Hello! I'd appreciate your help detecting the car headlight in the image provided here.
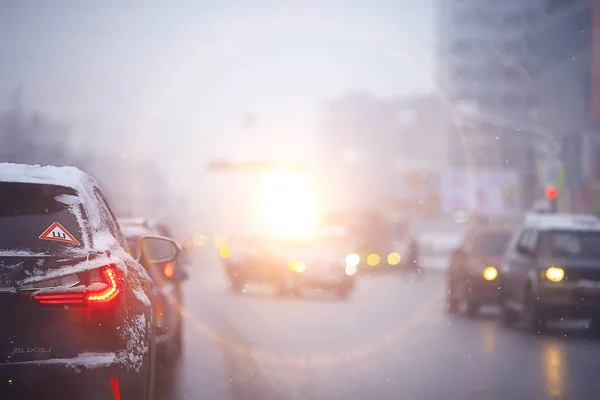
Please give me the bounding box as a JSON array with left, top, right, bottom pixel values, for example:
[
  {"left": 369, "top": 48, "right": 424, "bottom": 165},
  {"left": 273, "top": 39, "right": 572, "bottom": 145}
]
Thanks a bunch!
[
  {"left": 483, "top": 266, "right": 498, "bottom": 281},
  {"left": 345, "top": 264, "right": 358, "bottom": 276},
  {"left": 545, "top": 266, "right": 564, "bottom": 282},
  {"left": 387, "top": 252, "right": 401, "bottom": 266},
  {"left": 346, "top": 253, "right": 360, "bottom": 266},
  {"left": 288, "top": 259, "right": 306, "bottom": 273}
]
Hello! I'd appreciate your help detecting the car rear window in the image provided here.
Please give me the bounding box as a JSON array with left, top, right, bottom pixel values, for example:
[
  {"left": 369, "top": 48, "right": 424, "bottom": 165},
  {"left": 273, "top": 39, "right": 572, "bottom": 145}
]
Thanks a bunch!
[
  {"left": 472, "top": 231, "right": 512, "bottom": 256},
  {"left": 539, "top": 230, "right": 600, "bottom": 259},
  {"left": 0, "top": 182, "right": 85, "bottom": 253}
]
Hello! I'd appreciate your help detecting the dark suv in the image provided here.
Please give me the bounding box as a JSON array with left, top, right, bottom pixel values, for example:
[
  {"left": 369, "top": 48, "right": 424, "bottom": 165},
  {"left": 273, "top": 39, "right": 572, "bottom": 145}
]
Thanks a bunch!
[
  {"left": 500, "top": 213, "right": 600, "bottom": 333},
  {"left": 0, "top": 164, "right": 180, "bottom": 400}
]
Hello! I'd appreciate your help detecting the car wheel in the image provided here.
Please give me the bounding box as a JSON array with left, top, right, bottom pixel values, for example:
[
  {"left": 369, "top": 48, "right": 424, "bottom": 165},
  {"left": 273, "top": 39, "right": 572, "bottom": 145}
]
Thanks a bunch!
[
  {"left": 276, "top": 275, "right": 295, "bottom": 296},
  {"left": 446, "top": 281, "right": 459, "bottom": 314},
  {"left": 446, "top": 294, "right": 459, "bottom": 314},
  {"left": 500, "top": 300, "right": 518, "bottom": 328},
  {"left": 464, "top": 300, "right": 480, "bottom": 317},
  {"left": 336, "top": 284, "right": 352, "bottom": 300},
  {"left": 588, "top": 318, "right": 600, "bottom": 335},
  {"left": 524, "top": 293, "right": 546, "bottom": 334},
  {"left": 230, "top": 278, "right": 244, "bottom": 293}
]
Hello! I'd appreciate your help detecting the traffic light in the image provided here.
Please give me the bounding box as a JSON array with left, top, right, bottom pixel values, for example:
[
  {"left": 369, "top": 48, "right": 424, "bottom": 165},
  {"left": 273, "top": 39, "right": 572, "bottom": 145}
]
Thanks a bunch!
[{"left": 545, "top": 186, "right": 557, "bottom": 212}]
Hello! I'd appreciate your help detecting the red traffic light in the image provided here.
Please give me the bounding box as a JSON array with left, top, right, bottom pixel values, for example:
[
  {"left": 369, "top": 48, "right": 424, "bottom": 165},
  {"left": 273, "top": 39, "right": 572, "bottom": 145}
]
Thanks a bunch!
[{"left": 545, "top": 186, "right": 558, "bottom": 200}]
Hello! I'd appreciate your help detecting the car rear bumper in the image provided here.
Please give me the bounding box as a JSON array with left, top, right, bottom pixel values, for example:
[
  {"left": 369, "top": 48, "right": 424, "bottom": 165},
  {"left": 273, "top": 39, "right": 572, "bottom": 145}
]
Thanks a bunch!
[
  {"left": 465, "top": 279, "right": 501, "bottom": 304},
  {"left": 0, "top": 354, "right": 149, "bottom": 400},
  {"left": 295, "top": 275, "right": 353, "bottom": 290}
]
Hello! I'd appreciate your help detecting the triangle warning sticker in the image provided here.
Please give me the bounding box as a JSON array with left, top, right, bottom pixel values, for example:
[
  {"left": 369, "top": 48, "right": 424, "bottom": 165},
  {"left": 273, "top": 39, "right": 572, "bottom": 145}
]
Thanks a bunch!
[{"left": 39, "top": 222, "right": 81, "bottom": 246}]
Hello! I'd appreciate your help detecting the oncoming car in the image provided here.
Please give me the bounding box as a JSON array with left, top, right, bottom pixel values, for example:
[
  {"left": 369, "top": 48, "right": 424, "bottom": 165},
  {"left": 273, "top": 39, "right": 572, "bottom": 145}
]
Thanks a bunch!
[
  {"left": 446, "top": 226, "right": 513, "bottom": 315},
  {"left": 0, "top": 164, "right": 180, "bottom": 400},
  {"left": 224, "top": 235, "right": 356, "bottom": 299},
  {"left": 501, "top": 213, "right": 600, "bottom": 333},
  {"left": 275, "top": 236, "right": 356, "bottom": 299}
]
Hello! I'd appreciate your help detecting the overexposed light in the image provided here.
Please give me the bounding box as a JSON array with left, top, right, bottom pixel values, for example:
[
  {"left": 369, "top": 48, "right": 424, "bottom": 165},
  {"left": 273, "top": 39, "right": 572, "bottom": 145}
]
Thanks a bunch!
[
  {"left": 259, "top": 171, "right": 318, "bottom": 240},
  {"left": 346, "top": 253, "right": 360, "bottom": 266},
  {"left": 345, "top": 264, "right": 357, "bottom": 276}
]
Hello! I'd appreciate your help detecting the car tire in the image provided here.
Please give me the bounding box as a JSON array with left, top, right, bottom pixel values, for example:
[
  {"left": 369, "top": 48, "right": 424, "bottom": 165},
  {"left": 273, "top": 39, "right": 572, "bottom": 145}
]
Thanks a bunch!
[
  {"left": 465, "top": 301, "right": 479, "bottom": 317},
  {"left": 446, "top": 294, "right": 459, "bottom": 314},
  {"left": 230, "top": 279, "right": 244, "bottom": 293},
  {"left": 524, "top": 293, "right": 546, "bottom": 334},
  {"left": 276, "top": 275, "right": 295, "bottom": 296},
  {"left": 588, "top": 318, "right": 600, "bottom": 335},
  {"left": 500, "top": 300, "right": 518, "bottom": 328},
  {"left": 336, "top": 284, "right": 352, "bottom": 300}
]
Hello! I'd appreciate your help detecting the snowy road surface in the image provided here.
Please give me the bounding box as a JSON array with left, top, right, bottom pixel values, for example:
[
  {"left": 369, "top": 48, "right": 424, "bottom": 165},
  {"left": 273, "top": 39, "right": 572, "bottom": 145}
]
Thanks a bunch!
[{"left": 155, "top": 253, "right": 600, "bottom": 400}]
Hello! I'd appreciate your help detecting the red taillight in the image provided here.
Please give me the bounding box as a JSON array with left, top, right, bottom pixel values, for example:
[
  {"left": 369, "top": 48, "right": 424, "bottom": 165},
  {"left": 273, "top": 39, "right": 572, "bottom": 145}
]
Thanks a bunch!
[
  {"left": 163, "top": 262, "right": 175, "bottom": 278},
  {"left": 33, "top": 293, "right": 84, "bottom": 305},
  {"left": 33, "top": 265, "right": 121, "bottom": 306},
  {"left": 86, "top": 265, "right": 121, "bottom": 304}
]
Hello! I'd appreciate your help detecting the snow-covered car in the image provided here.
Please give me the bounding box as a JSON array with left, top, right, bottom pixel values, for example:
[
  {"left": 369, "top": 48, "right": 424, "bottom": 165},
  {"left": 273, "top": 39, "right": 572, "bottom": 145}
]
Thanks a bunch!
[
  {"left": 119, "top": 220, "right": 187, "bottom": 366},
  {"left": 0, "top": 164, "right": 180, "bottom": 400}
]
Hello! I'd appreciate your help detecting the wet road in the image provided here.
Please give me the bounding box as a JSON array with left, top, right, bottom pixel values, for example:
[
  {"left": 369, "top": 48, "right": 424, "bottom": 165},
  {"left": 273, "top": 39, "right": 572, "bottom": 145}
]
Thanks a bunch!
[{"left": 157, "top": 259, "right": 600, "bottom": 400}]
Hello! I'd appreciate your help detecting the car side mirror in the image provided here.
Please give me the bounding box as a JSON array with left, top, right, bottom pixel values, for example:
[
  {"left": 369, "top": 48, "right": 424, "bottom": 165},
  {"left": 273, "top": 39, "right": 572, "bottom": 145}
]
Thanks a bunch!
[{"left": 139, "top": 235, "right": 181, "bottom": 264}]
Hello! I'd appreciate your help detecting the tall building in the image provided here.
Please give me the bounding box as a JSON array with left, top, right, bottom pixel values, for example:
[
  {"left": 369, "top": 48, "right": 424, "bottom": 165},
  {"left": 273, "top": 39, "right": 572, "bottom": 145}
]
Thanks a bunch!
[
  {"left": 318, "top": 93, "right": 448, "bottom": 211},
  {"left": 437, "top": 0, "right": 595, "bottom": 209}
]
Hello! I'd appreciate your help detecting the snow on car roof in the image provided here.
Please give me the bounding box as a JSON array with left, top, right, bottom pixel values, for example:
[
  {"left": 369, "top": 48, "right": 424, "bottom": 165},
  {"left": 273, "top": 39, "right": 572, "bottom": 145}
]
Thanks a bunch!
[
  {"left": 0, "top": 163, "right": 125, "bottom": 256},
  {"left": 0, "top": 163, "right": 94, "bottom": 188},
  {"left": 525, "top": 213, "right": 600, "bottom": 232}
]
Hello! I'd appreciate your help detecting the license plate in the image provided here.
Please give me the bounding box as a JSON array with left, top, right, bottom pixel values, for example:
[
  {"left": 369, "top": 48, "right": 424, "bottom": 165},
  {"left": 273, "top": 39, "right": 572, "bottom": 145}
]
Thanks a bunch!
[{"left": 578, "top": 280, "right": 600, "bottom": 289}]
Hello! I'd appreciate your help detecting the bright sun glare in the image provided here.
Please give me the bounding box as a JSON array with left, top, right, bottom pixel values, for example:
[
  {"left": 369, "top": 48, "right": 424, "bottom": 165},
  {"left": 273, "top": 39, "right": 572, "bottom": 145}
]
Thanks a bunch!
[{"left": 258, "top": 171, "right": 318, "bottom": 239}]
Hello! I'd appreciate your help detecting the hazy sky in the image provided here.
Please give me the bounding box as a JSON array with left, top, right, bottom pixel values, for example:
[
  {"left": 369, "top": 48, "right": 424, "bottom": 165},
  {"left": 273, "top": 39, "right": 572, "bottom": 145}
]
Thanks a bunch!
[{"left": 1, "top": 0, "right": 435, "bottom": 187}]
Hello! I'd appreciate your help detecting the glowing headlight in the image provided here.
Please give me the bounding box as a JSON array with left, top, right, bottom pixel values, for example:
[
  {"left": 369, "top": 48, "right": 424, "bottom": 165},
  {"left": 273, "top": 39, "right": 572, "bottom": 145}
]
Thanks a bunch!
[
  {"left": 483, "top": 266, "right": 498, "bottom": 281},
  {"left": 346, "top": 253, "right": 360, "bottom": 266},
  {"left": 545, "top": 267, "right": 564, "bottom": 282},
  {"left": 345, "top": 264, "right": 358, "bottom": 276},
  {"left": 367, "top": 254, "right": 380, "bottom": 267},
  {"left": 387, "top": 252, "right": 401, "bottom": 266},
  {"left": 288, "top": 260, "right": 306, "bottom": 273}
]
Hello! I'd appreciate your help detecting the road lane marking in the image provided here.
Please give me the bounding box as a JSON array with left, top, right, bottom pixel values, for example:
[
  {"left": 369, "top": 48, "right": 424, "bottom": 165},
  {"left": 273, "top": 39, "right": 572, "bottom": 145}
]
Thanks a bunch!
[{"left": 181, "top": 288, "right": 444, "bottom": 369}]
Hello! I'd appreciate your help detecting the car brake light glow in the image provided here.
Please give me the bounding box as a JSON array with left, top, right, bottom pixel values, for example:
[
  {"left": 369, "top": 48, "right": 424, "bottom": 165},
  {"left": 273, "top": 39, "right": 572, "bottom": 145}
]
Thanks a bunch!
[
  {"left": 163, "top": 262, "right": 175, "bottom": 278},
  {"left": 33, "top": 265, "right": 121, "bottom": 306},
  {"left": 33, "top": 292, "right": 84, "bottom": 305},
  {"left": 86, "top": 265, "right": 121, "bottom": 304}
]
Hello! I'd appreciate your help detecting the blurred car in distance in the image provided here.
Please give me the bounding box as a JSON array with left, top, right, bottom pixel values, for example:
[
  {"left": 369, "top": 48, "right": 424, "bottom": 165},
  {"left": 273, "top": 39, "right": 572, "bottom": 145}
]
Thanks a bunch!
[
  {"left": 500, "top": 213, "right": 600, "bottom": 333},
  {"left": 0, "top": 163, "right": 179, "bottom": 400},
  {"left": 223, "top": 234, "right": 356, "bottom": 299},
  {"left": 446, "top": 224, "right": 513, "bottom": 316},
  {"left": 320, "top": 210, "right": 420, "bottom": 274},
  {"left": 119, "top": 218, "right": 187, "bottom": 364}
]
